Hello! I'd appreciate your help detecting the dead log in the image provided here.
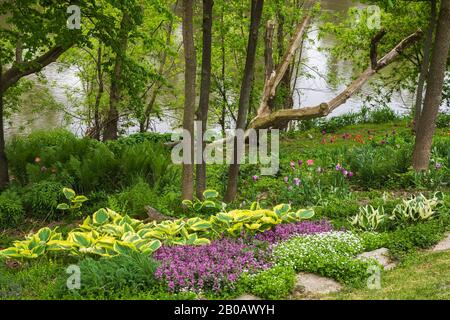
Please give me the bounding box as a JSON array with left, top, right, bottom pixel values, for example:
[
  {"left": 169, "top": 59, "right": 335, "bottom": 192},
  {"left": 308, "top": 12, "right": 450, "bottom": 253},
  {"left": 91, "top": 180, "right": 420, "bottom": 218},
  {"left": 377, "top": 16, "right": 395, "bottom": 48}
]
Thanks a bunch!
[{"left": 249, "top": 29, "right": 423, "bottom": 130}]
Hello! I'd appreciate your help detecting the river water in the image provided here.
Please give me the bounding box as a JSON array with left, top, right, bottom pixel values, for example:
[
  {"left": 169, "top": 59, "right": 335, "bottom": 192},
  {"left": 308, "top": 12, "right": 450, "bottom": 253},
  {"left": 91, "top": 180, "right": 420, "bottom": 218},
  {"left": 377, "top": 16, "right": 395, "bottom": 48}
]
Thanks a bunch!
[{"left": 5, "top": 0, "right": 414, "bottom": 138}]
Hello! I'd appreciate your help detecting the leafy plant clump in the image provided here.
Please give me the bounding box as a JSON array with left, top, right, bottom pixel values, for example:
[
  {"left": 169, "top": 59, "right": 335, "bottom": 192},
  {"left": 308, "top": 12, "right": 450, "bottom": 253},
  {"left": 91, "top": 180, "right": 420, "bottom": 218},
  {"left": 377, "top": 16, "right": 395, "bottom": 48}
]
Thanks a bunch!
[
  {"left": 0, "top": 201, "right": 315, "bottom": 260},
  {"left": 273, "top": 232, "right": 375, "bottom": 284}
]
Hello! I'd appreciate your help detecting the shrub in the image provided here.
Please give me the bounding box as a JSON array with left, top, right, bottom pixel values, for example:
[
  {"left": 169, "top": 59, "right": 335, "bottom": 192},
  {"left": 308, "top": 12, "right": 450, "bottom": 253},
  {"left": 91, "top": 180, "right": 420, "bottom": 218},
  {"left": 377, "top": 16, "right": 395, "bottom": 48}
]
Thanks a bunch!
[
  {"left": 154, "top": 238, "right": 271, "bottom": 293},
  {"left": 0, "top": 191, "right": 25, "bottom": 228},
  {"left": 387, "top": 219, "right": 447, "bottom": 258},
  {"left": 359, "top": 231, "right": 390, "bottom": 251},
  {"left": 63, "top": 252, "right": 160, "bottom": 298},
  {"left": 237, "top": 266, "right": 296, "bottom": 300},
  {"left": 315, "top": 198, "right": 359, "bottom": 220},
  {"left": 273, "top": 232, "right": 374, "bottom": 284},
  {"left": 254, "top": 220, "right": 333, "bottom": 243},
  {"left": 110, "top": 179, "right": 158, "bottom": 218},
  {"left": 23, "top": 181, "right": 65, "bottom": 219},
  {"left": 368, "top": 106, "right": 398, "bottom": 124}
]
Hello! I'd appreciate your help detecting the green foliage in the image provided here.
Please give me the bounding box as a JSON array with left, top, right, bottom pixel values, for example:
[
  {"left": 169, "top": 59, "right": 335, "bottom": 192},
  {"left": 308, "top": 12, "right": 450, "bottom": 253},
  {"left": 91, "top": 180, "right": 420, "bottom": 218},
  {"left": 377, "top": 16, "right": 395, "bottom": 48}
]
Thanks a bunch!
[
  {"left": 63, "top": 252, "right": 159, "bottom": 299},
  {"left": 23, "top": 181, "right": 65, "bottom": 219},
  {"left": 109, "top": 179, "right": 158, "bottom": 217},
  {"left": 359, "top": 232, "right": 390, "bottom": 251},
  {"left": 350, "top": 205, "right": 387, "bottom": 232},
  {"left": 237, "top": 266, "right": 296, "bottom": 300},
  {"left": 387, "top": 219, "right": 447, "bottom": 259},
  {"left": 1, "top": 202, "right": 315, "bottom": 260},
  {"left": 345, "top": 143, "right": 412, "bottom": 189},
  {"left": 0, "top": 191, "right": 25, "bottom": 228},
  {"left": 57, "top": 188, "right": 89, "bottom": 217},
  {"left": 390, "top": 193, "right": 442, "bottom": 226},
  {"left": 273, "top": 232, "right": 375, "bottom": 285},
  {"left": 182, "top": 189, "right": 225, "bottom": 217}
]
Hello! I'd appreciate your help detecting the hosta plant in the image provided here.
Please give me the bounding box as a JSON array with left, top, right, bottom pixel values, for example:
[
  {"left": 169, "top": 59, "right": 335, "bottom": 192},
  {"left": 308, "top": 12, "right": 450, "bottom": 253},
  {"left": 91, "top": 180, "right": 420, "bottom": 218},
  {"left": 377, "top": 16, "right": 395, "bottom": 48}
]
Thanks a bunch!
[
  {"left": 390, "top": 193, "right": 443, "bottom": 225},
  {"left": 0, "top": 202, "right": 315, "bottom": 260},
  {"left": 181, "top": 189, "right": 225, "bottom": 216},
  {"left": 349, "top": 205, "right": 387, "bottom": 231}
]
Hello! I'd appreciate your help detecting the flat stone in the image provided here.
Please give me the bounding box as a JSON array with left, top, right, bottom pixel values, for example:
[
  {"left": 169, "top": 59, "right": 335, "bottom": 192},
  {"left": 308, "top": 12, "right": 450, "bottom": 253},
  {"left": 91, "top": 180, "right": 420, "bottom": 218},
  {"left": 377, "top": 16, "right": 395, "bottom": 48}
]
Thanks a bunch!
[
  {"left": 234, "top": 294, "right": 261, "bottom": 300},
  {"left": 357, "top": 248, "right": 397, "bottom": 270},
  {"left": 293, "top": 273, "right": 342, "bottom": 295},
  {"left": 431, "top": 234, "right": 450, "bottom": 252}
]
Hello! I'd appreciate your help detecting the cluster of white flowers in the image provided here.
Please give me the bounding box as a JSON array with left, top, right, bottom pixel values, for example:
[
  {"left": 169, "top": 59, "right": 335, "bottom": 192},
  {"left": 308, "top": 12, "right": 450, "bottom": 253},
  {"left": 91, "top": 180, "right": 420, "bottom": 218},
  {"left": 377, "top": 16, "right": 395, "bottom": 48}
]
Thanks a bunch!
[{"left": 272, "top": 231, "right": 364, "bottom": 270}]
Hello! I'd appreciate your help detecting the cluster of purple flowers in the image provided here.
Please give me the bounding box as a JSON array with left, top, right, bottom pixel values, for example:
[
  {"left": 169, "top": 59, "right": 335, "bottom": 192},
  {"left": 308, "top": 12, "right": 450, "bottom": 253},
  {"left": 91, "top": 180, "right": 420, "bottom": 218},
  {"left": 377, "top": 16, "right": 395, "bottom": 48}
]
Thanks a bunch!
[
  {"left": 153, "top": 238, "right": 271, "bottom": 293},
  {"left": 335, "top": 163, "right": 353, "bottom": 178},
  {"left": 254, "top": 220, "right": 333, "bottom": 244}
]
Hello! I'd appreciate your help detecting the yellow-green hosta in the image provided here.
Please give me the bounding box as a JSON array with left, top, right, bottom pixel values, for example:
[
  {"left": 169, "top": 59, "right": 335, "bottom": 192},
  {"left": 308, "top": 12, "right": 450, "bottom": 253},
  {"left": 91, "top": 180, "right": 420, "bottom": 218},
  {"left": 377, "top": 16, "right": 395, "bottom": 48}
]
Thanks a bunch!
[{"left": 0, "top": 203, "right": 314, "bottom": 260}]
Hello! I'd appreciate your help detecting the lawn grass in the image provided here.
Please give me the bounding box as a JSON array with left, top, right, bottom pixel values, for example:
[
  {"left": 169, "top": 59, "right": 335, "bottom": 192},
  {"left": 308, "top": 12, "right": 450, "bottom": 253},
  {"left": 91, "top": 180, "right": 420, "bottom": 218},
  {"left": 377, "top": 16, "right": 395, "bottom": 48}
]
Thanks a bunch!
[{"left": 327, "top": 251, "right": 450, "bottom": 300}]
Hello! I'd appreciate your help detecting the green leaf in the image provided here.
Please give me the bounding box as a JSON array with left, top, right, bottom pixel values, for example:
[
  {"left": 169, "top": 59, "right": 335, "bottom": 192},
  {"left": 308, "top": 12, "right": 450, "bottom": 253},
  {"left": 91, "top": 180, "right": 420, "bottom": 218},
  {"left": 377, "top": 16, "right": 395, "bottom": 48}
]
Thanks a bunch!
[
  {"left": 202, "top": 200, "right": 216, "bottom": 208},
  {"left": 273, "top": 204, "right": 291, "bottom": 216},
  {"left": 37, "top": 227, "right": 52, "bottom": 242},
  {"left": 297, "top": 209, "right": 315, "bottom": 220},
  {"left": 62, "top": 188, "right": 76, "bottom": 200},
  {"left": 193, "top": 238, "right": 211, "bottom": 245},
  {"left": 93, "top": 209, "right": 109, "bottom": 225},
  {"left": 73, "top": 195, "right": 89, "bottom": 203},
  {"left": 69, "top": 232, "right": 92, "bottom": 248},
  {"left": 57, "top": 203, "right": 70, "bottom": 210},
  {"left": 203, "top": 189, "right": 219, "bottom": 199},
  {"left": 182, "top": 199, "right": 193, "bottom": 207}
]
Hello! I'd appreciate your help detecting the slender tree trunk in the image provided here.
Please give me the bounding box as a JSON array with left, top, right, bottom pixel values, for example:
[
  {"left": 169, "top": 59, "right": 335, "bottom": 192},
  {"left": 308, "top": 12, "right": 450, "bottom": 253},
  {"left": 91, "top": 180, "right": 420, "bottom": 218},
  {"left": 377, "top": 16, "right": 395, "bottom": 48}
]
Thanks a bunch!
[
  {"left": 93, "top": 46, "right": 104, "bottom": 141},
  {"left": 182, "top": 0, "right": 197, "bottom": 201},
  {"left": 412, "top": 0, "right": 450, "bottom": 170},
  {"left": 413, "top": 0, "right": 437, "bottom": 131},
  {"left": 224, "top": 0, "right": 264, "bottom": 203},
  {"left": 0, "top": 63, "right": 9, "bottom": 190},
  {"left": 196, "top": 0, "right": 214, "bottom": 199},
  {"left": 219, "top": 5, "right": 227, "bottom": 135},
  {"left": 103, "top": 12, "right": 130, "bottom": 141}
]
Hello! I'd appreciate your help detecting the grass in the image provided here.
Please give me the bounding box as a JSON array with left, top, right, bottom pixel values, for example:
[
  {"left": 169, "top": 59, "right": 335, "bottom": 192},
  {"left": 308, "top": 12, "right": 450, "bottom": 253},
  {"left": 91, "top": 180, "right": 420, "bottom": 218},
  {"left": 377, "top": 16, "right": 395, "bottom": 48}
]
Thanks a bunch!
[{"left": 327, "top": 251, "right": 450, "bottom": 300}]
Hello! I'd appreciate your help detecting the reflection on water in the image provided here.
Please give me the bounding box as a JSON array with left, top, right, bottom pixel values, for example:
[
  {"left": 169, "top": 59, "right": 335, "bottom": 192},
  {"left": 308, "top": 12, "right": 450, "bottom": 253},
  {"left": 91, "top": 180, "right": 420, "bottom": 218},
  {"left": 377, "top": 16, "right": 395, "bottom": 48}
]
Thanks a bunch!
[{"left": 6, "top": 0, "right": 414, "bottom": 138}]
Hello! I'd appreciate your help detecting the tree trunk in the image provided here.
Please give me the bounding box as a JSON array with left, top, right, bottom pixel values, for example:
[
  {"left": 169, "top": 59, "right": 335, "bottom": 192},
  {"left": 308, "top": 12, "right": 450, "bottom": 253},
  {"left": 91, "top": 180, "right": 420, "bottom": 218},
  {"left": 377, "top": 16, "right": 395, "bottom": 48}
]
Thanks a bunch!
[
  {"left": 224, "top": 0, "right": 264, "bottom": 203},
  {"left": 0, "top": 63, "right": 9, "bottom": 190},
  {"left": 413, "top": 0, "right": 437, "bottom": 131},
  {"left": 182, "top": 0, "right": 197, "bottom": 201},
  {"left": 412, "top": 0, "right": 450, "bottom": 170},
  {"left": 103, "top": 12, "right": 130, "bottom": 141},
  {"left": 93, "top": 46, "right": 104, "bottom": 141},
  {"left": 196, "top": 0, "right": 214, "bottom": 199}
]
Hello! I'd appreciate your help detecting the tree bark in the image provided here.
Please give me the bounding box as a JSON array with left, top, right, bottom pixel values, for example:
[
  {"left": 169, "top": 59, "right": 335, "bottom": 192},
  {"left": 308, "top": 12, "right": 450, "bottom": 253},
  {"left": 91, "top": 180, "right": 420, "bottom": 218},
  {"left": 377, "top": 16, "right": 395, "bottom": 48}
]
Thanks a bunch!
[
  {"left": 93, "top": 46, "right": 104, "bottom": 141},
  {"left": 103, "top": 12, "right": 130, "bottom": 141},
  {"left": 412, "top": 0, "right": 450, "bottom": 170},
  {"left": 196, "top": 0, "right": 214, "bottom": 199},
  {"left": 224, "top": 0, "right": 264, "bottom": 203},
  {"left": 413, "top": 0, "right": 437, "bottom": 132},
  {"left": 0, "top": 63, "right": 9, "bottom": 190},
  {"left": 182, "top": 0, "right": 197, "bottom": 201}
]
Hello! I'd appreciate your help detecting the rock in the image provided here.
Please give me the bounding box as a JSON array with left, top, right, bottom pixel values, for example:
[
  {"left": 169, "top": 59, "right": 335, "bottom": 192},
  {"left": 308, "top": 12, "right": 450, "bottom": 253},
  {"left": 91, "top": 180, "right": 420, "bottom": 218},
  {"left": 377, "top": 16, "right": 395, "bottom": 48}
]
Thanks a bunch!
[
  {"left": 144, "top": 206, "right": 175, "bottom": 223},
  {"left": 430, "top": 234, "right": 450, "bottom": 252},
  {"left": 293, "top": 273, "right": 342, "bottom": 295},
  {"left": 357, "top": 248, "right": 397, "bottom": 270},
  {"left": 234, "top": 294, "right": 261, "bottom": 300}
]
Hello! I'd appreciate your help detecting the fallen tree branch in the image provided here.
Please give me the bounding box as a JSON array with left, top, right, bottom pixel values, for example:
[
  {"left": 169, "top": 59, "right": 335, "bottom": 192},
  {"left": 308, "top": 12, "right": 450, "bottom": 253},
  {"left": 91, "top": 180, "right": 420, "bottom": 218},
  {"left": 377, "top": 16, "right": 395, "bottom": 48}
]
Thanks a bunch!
[{"left": 249, "top": 29, "right": 423, "bottom": 130}]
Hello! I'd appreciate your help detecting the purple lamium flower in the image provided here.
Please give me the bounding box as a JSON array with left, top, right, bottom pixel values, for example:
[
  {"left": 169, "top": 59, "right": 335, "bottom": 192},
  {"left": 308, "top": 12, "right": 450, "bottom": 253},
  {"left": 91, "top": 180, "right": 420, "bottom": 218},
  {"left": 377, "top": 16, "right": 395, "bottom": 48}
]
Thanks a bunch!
[
  {"left": 293, "top": 178, "right": 301, "bottom": 186},
  {"left": 435, "top": 163, "right": 442, "bottom": 170},
  {"left": 154, "top": 238, "right": 271, "bottom": 293},
  {"left": 335, "top": 164, "right": 342, "bottom": 171},
  {"left": 255, "top": 220, "right": 333, "bottom": 244}
]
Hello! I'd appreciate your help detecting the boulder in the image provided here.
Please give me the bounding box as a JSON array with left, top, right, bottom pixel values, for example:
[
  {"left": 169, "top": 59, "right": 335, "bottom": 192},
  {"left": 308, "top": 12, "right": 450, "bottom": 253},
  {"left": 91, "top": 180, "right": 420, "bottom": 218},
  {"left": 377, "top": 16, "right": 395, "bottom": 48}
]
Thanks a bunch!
[
  {"left": 430, "top": 234, "right": 450, "bottom": 252},
  {"left": 293, "top": 273, "right": 342, "bottom": 296},
  {"left": 234, "top": 294, "right": 262, "bottom": 300},
  {"left": 357, "top": 248, "right": 397, "bottom": 270}
]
